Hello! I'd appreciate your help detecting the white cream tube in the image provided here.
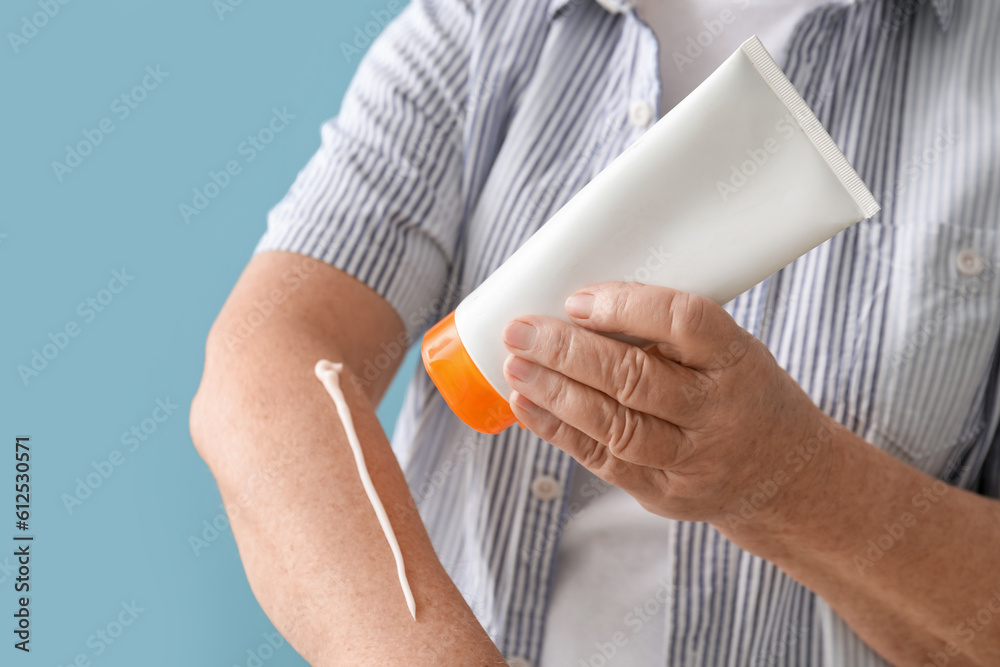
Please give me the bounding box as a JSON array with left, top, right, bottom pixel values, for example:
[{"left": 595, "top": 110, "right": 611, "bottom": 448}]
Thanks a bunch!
[
  {"left": 314, "top": 360, "right": 416, "bottom": 620},
  {"left": 422, "top": 36, "right": 879, "bottom": 434}
]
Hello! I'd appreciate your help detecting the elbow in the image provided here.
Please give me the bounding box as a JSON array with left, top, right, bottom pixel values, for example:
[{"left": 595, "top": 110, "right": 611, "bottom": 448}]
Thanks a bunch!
[
  {"left": 189, "top": 381, "right": 213, "bottom": 465},
  {"left": 189, "top": 321, "right": 236, "bottom": 471}
]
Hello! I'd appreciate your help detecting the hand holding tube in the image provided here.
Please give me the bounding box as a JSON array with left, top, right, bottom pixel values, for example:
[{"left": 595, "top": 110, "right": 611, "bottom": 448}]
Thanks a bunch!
[{"left": 502, "top": 280, "right": 835, "bottom": 529}]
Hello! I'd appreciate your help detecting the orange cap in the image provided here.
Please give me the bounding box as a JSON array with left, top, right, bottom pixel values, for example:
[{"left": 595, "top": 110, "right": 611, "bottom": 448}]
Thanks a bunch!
[{"left": 421, "top": 310, "right": 516, "bottom": 434}]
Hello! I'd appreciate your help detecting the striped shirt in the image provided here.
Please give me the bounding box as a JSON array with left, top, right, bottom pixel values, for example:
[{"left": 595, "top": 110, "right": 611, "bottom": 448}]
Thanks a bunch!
[{"left": 256, "top": 0, "right": 1000, "bottom": 664}]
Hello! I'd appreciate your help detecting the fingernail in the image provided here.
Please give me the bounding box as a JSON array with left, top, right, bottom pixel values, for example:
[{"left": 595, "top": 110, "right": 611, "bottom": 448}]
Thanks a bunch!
[
  {"left": 505, "top": 355, "right": 539, "bottom": 383},
  {"left": 504, "top": 320, "right": 536, "bottom": 350},
  {"left": 565, "top": 293, "right": 595, "bottom": 319}
]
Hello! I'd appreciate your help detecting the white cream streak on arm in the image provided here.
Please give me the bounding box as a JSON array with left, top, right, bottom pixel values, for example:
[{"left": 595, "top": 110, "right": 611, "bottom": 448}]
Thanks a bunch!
[{"left": 313, "top": 359, "right": 417, "bottom": 621}]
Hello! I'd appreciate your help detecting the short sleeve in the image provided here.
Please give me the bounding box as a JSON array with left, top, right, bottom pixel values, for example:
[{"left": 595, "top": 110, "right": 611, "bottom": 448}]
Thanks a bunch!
[{"left": 255, "top": 0, "right": 473, "bottom": 342}]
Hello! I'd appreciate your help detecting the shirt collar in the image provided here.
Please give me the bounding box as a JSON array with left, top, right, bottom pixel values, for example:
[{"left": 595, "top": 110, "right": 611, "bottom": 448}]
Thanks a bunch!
[{"left": 548, "top": 0, "right": 955, "bottom": 31}]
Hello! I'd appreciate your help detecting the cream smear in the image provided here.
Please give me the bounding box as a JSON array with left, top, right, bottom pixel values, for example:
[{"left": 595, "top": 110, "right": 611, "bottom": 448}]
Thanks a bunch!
[{"left": 314, "top": 359, "right": 416, "bottom": 621}]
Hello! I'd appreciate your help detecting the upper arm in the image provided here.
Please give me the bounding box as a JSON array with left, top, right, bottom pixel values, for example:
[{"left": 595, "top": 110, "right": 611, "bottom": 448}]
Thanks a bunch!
[
  {"left": 204, "top": 0, "right": 476, "bottom": 411},
  {"left": 255, "top": 0, "right": 474, "bottom": 343},
  {"left": 207, "top": 251, "right": 406, "bottom": 405}
]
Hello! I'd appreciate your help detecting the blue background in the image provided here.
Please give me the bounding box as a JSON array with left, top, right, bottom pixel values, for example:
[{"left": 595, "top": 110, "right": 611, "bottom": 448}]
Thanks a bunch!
[{"left": 3, "top": 1, "right": 418, "bottom": 665}]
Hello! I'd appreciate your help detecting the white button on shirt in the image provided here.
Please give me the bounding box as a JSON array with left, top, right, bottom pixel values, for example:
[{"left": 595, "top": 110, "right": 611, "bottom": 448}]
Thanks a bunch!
[
  {"left": 627, "top": 99, "right": 654, "bottom": 128},
  {"left": 955, "top": 248, "right": 986, "bottom": 277},
  {"left": 594, "top": 0, "right": 630, "bottom": 14},
  {"left": 530, "top": 475, "right": 562, "bottom": 501}
]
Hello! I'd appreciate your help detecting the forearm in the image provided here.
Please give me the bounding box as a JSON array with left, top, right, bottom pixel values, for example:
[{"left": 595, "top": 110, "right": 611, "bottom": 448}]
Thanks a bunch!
[
  {"left": 191, "top": 315, "right": 503, "bottom": 664},
  {"left": 719, "top": 417, "right": 1000, "bottom": 666}
]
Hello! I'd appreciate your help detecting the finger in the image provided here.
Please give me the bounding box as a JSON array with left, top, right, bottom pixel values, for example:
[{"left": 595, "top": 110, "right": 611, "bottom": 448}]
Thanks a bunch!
[
  {"left": 509, "top": 390, "right": 663, "bottom": 496},
  {"left": 503, "top": 317, "right": 710, "bottom": 426},
  {"left": 505, "top": 355, "right": 691, "bottom": 469},
  {"left": 564, "top": 282, "right": 750, "bottom": 370}
]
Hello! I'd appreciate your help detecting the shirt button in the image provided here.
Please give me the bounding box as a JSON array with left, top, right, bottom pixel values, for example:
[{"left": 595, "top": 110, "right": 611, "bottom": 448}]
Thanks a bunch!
[
  {"left": 595, "top": 0, "right": 629, "bottom": 14},
  {"left": 530, "top": 475, "right": 562, "bottom": 501},
  {"left": 507, "top": 657, "right": 532, "bottom": 667},
  {"left": 954, "top": 248, "right": 985, "bottom": 277},
  {"left": 628, "top": 99, "right": 654, "bottom": 128}
]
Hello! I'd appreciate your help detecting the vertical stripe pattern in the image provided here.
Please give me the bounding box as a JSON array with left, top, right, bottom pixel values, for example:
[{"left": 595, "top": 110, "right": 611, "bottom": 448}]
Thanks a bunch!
[{"left": 254, "top": 0, "right": 1000, "bottom": 663}]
